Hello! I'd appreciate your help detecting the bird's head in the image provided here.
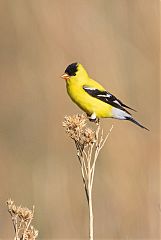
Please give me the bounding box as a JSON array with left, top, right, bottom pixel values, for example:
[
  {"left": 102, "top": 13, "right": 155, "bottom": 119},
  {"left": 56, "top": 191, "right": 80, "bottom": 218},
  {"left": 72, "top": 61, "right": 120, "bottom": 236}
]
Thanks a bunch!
[{"left": 61, "top": 63, "right": 89, "bottom": 84}]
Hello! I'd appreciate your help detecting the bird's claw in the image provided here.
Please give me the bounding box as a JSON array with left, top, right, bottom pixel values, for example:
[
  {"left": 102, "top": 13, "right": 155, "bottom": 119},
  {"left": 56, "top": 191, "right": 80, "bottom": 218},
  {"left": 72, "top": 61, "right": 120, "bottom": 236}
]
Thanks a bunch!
[{"left": 88, "top": 113, "right": 100, "bottom": 125}]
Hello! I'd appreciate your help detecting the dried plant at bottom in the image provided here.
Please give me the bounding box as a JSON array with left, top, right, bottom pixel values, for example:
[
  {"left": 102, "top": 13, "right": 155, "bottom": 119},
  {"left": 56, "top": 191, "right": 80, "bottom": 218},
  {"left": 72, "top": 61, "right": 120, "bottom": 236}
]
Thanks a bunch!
[
  {"left": 63, "top": 114, "right": 113, "bottom": 240},
  {"left": 6, "top": 199, "right": 38, "bottom": 240}
]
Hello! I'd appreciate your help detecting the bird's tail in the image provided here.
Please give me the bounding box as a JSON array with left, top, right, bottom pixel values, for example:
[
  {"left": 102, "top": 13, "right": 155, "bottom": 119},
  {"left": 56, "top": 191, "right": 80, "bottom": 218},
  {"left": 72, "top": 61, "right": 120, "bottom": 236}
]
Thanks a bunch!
[{"left": 125, "top": 116, "right": 149, "bottom": 131}]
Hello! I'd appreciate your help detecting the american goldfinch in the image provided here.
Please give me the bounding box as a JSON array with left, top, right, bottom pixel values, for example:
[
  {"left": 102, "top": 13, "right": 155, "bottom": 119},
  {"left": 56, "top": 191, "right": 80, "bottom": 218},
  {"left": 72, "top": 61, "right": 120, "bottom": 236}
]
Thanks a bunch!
[{"left": 61, "top": 62, "right": 149, "bottom": 130}]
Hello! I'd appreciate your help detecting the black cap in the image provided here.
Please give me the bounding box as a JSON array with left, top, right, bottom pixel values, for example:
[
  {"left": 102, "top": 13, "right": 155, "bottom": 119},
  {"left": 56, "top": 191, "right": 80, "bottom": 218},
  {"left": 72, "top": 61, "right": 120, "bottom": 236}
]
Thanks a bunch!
[{"left": 65, "top": 62, "right": 78, "bottom": 76}]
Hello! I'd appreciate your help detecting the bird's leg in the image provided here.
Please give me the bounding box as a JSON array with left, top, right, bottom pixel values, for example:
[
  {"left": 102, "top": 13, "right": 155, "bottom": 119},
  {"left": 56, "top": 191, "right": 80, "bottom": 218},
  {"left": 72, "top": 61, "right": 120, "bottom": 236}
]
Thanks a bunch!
[
  {"left": 95, "top": 118, "right": 100, "bottom": 126},
  {"left": 88, "top": 113, "right": 100, "bottom": 125},
  {"left": 88, "top": 112, "right": 96, "bottom": 121}
]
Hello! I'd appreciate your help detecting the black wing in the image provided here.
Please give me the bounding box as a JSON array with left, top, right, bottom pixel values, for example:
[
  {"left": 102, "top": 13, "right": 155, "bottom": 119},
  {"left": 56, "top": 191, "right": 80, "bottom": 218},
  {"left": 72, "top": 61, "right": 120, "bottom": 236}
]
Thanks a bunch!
[{"left": 83, "top": 86, "right": 136, "bottom": 114}]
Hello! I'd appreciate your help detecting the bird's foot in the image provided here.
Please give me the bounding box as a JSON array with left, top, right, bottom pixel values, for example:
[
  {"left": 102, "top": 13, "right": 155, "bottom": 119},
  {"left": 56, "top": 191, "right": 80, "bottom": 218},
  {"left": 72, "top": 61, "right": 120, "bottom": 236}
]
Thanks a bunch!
[{"left": 88, "top": 113, "right": 100, "bottom": 125}]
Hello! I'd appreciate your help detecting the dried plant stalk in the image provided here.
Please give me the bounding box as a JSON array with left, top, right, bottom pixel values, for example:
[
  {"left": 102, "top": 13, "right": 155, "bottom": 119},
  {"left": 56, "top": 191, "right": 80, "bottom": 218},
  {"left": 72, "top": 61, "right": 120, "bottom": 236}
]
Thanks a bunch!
[
  {"left": 6, "top": 199, "right": 38, "bottom": 240},
  {"left": 63, "top": 114, "right": 113, "bottom": 240}
]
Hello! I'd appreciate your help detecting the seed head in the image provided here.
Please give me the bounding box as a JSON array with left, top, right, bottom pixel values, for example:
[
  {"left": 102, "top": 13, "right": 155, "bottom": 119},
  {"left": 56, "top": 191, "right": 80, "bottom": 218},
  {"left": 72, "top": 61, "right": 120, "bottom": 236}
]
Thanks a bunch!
[
  {"left": 24, "top": 226, "right": 39, "bottom": 240},
  {"left": 82, "top": 128, "right": 95, "bottom": 145},
  {"left": 63, "top": 114, "right": 96, "bottom": 146},
  {"left": 63, "top": 114, "right": 87, "bottom": 141}
]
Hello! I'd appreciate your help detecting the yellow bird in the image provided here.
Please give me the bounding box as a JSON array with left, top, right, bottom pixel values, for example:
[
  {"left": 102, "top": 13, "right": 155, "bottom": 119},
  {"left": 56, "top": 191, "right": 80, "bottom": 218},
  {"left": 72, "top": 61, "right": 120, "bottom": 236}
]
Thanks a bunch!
[{"left": 61, "top": 62, "right": 149, "bottom": 130}]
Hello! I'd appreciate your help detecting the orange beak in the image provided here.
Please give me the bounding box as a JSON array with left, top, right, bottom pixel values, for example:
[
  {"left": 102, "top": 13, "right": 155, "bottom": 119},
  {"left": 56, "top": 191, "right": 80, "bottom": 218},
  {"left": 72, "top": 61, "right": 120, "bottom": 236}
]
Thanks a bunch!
[{"left": 61, "top": 73, "right": 70, "bottom": 80}]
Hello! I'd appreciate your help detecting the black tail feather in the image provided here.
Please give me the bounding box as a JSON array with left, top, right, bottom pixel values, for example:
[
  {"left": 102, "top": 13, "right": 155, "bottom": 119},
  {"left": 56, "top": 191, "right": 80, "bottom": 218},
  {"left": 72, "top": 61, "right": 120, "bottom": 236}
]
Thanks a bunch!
[{"left": 125, "top": 117, "right": 149, "bottom": 131}]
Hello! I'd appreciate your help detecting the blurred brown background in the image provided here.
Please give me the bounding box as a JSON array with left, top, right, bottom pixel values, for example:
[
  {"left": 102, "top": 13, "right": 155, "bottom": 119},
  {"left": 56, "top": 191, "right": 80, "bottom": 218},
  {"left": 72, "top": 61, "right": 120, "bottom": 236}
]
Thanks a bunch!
[{"left": 0, "top": 0, "right": 160, "bottom": 239}]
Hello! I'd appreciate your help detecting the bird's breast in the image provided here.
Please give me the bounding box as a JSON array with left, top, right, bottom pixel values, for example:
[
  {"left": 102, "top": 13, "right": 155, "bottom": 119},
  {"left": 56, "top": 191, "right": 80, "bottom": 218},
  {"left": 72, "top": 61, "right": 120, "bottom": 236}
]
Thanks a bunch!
[{"left": 66, "top": 83, "right": 113, "bottom": 118}]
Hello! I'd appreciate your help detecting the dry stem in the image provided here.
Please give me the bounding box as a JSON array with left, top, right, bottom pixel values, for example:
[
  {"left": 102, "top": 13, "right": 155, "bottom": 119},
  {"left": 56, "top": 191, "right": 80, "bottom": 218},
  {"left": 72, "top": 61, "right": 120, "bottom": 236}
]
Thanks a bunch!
[{"left": 63, "top": 114, "right": 113, "bottom": 240}]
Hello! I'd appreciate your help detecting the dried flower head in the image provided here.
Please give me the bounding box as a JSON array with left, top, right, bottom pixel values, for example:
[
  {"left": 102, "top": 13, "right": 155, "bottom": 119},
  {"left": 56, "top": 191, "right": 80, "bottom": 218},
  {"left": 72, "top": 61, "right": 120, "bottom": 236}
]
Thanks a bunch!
[
  {"left": 6, "top": 199, "right": 38, "bottom": 240},
  {"left": 63, "top": 114, "right": 96, "bottom": 146},
  {"left": 82, "top": 128, "right": 95, "bottom": 145},
  {"left": 6, "top": 199, "right": 15, "bottom": 212},
  {"left": 24, "top": 226, "right": 39, "bottom": 240},
  {"left": 17, "top": 207, "right": 33, "bottom": 221},
  {"left": 63, "top": 114, "right": 87, "bottom": 141},
  {"left": 6, "top": 199, "right": 33, "bottom": 221}
]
